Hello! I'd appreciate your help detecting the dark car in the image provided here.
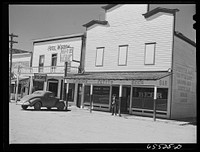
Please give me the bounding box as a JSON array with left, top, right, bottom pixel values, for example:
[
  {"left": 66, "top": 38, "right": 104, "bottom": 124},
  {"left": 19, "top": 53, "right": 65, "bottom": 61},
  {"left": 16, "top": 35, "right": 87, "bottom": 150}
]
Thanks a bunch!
[{"left": 17, "top": 91, "right": 65, "bottom": 110}]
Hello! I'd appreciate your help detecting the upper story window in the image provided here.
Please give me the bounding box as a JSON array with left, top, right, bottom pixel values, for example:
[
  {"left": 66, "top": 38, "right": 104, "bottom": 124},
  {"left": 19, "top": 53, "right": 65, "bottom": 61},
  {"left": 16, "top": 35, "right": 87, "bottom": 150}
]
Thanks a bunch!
[
  {"left": 95, "top": 47, "right": 104, "bottom": 67},
  {"left": 118, "top": 45, "right": 128, "bottom": 66},
  {"left": 39, "top": 55, "right": 45, "bottom": 72},
  {"left": 51, "top": 53, "right": 57, "bottom": 72},
  {"left": 144, "top": 43, "right": 156, "bottom": 65}
]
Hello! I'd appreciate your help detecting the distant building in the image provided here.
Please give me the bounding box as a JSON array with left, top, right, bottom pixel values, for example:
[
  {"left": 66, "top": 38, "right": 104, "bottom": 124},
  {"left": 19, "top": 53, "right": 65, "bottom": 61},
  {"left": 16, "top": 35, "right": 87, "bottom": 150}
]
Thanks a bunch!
[
  {"left": 64, "top": 4, "right": 196, "bottom": 119},
  {"left": 9, "top": 50, "right": 32, "bottom": 100},
  {"left": 21, "top": 33, "right": 86, "bottom": 102}
]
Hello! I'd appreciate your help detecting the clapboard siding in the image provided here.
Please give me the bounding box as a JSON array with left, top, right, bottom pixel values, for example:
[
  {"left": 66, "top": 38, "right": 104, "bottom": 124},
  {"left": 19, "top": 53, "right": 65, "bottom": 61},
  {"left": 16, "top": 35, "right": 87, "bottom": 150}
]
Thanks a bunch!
[
  {"left": 32, "top": 37, "right": 82, "bottom": 68},
  {"left": 85, "top": 4, "right": 174, "bottom": 72},
  {"left": 171, "top": 36, "right": 196, "bottom": 119}
]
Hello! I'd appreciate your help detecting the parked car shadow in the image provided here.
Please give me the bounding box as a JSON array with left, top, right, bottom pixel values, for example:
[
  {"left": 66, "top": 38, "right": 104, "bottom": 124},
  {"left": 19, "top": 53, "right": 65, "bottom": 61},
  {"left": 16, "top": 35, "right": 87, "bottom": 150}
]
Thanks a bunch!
[{"left": 21, "top": 108, "right": 71, "bottom": 112}]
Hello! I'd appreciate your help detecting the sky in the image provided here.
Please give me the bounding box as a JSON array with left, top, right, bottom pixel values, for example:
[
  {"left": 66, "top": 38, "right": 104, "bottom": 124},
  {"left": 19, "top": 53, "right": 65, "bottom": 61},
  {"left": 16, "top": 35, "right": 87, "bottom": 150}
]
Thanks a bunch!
[{"left": 9, "top": 4, "right": 196, "bottom": 52}]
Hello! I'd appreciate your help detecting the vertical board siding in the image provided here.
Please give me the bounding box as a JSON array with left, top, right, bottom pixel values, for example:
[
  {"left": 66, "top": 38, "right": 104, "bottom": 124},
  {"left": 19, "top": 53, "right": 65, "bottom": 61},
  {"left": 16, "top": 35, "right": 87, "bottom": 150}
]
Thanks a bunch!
[
  {"left": 171, "top": 36, "right": 196, "bottom": 119},
  {"left": 85, "top": 4, "right": 174, "bottom": 72}
]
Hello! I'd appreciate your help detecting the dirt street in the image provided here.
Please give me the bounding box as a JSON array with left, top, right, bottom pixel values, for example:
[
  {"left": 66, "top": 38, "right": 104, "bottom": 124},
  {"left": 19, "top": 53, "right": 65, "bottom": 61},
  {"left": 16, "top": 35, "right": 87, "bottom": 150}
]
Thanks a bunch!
[{"left": 9, "top": 102, "right": 196, "bottom": 143}]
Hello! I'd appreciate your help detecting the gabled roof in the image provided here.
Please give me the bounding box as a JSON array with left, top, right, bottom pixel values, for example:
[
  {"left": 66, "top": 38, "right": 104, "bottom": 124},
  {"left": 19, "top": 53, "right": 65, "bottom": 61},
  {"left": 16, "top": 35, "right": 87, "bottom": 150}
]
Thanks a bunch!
[
  {"left": 101, "top": 4, "right": 118, "bottom": 10},
  {"left": 82, "top": 20, "right": 108, "bottom": 28},
  {"left": 174, "top": 31, "right": 196, "bottom": 47},
  {"left": 143, "top": 7, "right": 179, "bottom": 18}
]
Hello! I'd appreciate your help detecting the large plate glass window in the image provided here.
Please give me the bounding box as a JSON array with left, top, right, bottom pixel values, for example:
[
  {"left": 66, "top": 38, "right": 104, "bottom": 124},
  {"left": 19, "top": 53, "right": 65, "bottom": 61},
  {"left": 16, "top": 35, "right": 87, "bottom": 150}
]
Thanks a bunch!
[
  {"left": 95, "top": 47, "right": 104, "bottom": 67},
  {"left": 118, "top": 45, "right": 128, "bottom": 66},
  {"left": 144, "top": 43, "right": 156, "bottom": 65}
]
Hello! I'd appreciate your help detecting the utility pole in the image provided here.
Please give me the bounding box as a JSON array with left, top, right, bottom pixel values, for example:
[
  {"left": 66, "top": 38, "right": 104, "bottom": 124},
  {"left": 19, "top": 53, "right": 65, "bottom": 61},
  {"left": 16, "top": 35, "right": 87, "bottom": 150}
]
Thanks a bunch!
[{"left": 9, "top": 33, "right": 18, "bottom": 102}]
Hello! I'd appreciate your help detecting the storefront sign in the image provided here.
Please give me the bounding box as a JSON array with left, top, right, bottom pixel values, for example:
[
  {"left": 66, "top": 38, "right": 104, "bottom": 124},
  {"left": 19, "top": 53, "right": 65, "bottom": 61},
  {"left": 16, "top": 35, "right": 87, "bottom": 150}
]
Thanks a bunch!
[{"left": 34, "top": 73, "right": 47, "bottom": 81}]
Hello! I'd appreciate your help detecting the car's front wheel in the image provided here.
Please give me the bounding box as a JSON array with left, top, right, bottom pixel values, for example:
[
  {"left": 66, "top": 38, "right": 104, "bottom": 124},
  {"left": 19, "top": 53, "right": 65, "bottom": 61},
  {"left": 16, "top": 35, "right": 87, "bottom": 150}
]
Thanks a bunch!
[
  {"left": 56, "top": 102, "right": 65, "bottom": 110},
  {"left": 21, "top": 105, "right": 28, "bottom": 110},
  {"left": 34, "top": 102, "right": 41, "bottom": 110}
]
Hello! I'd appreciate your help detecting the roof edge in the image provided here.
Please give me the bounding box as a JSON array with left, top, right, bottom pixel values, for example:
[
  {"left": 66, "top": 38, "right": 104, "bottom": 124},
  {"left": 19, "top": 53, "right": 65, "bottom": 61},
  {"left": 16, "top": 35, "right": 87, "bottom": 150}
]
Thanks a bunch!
[
  {"left": 101, "top": 4, "right": 118, "bottom": 10},
  {"left": 82, "top": 20, "right": 108, "bottom": 28},
  {"left": 143, "top": 7, "right": 179, "bottom": 18},
  {"left": 174, "top": 31, "right": 196, "bottom": 47},
  {"left": 33, "top": 33, "right": 85, "bottom": 44}
]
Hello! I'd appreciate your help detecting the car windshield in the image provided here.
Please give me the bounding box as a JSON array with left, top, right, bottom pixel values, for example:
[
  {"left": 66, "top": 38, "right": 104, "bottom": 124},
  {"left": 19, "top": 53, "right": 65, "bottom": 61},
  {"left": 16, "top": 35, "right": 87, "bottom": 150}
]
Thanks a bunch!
[{"left": 33, "top": 91, "right": 44, "bottom": 95}]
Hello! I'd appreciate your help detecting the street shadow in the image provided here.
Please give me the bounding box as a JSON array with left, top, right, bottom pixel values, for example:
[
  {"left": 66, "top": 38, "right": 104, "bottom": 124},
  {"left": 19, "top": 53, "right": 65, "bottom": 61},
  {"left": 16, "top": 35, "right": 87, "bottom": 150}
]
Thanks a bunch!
[{"left": 21, "top": 108, "right": 71, "bottom": 112}]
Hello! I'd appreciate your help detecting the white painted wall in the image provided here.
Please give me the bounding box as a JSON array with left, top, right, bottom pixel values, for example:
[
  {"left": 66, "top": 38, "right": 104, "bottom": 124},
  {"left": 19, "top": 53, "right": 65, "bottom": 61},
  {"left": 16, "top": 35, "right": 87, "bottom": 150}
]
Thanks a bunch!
[
  {"left": 32, "top": 37, "right": 82, "bottom": 74},
  {"left": 171, "top": 36, "right": 196, "bottom": 119},
  {"left": 84, "top": 4, "right": 174, "bottom": 72}
]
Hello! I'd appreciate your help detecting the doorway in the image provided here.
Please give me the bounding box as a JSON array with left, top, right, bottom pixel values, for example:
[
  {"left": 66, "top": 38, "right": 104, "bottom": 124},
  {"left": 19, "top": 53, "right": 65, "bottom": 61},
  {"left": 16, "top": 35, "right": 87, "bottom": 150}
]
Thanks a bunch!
[
  {"left": 48, "top": 79, "right": 58, "bottom": 97},
  {"left": 76, "top": 84, "right": 82, "bottom": 108}
]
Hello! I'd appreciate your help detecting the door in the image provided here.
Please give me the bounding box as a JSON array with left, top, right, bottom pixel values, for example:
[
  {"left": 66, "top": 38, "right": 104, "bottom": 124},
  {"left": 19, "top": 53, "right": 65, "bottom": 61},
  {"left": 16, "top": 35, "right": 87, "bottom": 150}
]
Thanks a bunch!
[
  {"left": 76, "top": 84, "right": 82, "bottom": 108},
  {"left": 48, "top": 81, "right": 58, "bottom": 97},
  {"left": 121, "top": 87, "right": 130, "bottom": 114}
]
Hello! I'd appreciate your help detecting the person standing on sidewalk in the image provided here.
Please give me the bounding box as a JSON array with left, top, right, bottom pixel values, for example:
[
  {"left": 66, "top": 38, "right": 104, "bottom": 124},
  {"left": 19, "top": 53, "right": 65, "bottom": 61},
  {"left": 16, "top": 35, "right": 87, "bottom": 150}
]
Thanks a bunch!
[{"left": 111, "top": 94, "right": 117, "bottom": 116}]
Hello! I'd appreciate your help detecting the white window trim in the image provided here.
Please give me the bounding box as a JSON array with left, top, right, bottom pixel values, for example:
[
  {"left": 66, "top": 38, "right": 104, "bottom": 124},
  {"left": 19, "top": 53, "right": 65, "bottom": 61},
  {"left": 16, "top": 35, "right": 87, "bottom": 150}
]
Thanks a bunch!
[
  {"left": 118, "top": 45, "right": 128, "bottom": 66},
  {"left": 95, "top": 47, "right": 104, "bottom": 67},
  {"left": 144, "top": 43, "right": 156, "bottom": 65}
]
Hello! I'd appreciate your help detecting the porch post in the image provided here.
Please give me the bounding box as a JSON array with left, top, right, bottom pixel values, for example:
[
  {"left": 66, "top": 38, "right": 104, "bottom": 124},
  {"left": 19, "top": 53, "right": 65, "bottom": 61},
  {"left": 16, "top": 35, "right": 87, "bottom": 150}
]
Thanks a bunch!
[
  {"left": 129, "top": 84, "right": 133, "bottom": 114},
  {"left": 29, "top": 76, "right": 33, "bottom": 94},
  {"left": 57, "top": 79, "right": 61, "bottom": 98},
  {"left": 109, "top": 85, "right": 112, "bottom": 111},
  {"left": 65, "top": 83, "right": 69, "bottom": 110},
  {"left": 153, "top": 85, "right": 157, "bottom": 121},
  {"left": 90, "top": 84, "right": 93, "bottom": 113},
  {"left": 118, "top": 84, "right": 122, "bottom": 117}
]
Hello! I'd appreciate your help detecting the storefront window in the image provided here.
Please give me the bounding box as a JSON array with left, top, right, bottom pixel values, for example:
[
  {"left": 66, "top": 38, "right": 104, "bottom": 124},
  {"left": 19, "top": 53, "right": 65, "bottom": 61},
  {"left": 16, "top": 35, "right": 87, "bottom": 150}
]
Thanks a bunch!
[
  {"left": 132, "top": 87, "right": 168, "bottom": 111},
  {"left": 84, "top": 85, "right": 90, "bottom": 103},
  {"left": 93, "top": 86, "right": 110, "bottom": 104}
]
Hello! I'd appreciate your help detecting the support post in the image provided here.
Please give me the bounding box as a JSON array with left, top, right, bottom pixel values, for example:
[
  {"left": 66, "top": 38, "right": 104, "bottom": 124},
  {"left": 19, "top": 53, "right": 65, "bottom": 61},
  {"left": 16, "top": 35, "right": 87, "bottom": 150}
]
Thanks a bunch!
[
  {"left": 65, "top": 83, "right": 69, "bottom": 110},
  {"left": 15, "top": 65, "right": 20, "bottom": 103},
  {"left": 90, "top": 84, "right": 93, "bottom": 113},
  {"left": 129, "top": 84, "right": 133, "bottom": 114},
  {"left": 29, "top": 76, "right": 33, "bottom": 95},
  {"left": 118, "top": 85, "right": 122, "bottom": 117},
  {"left": 153, "top": 85, "right": 157, "bottom": 121},
  {"left": 109, "top": 85, "right": 112, "bottom": 111},
  {"left": 62, "top": 62, "right": 68, "bottom": 109}
]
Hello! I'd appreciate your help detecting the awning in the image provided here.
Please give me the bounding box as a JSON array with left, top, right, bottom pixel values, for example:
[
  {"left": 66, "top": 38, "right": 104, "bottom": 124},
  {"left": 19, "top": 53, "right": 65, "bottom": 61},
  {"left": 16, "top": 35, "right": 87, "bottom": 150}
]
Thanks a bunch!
[
  {"left": 11, "top": 77, "right": 30, "bottom": 87},
  {"left": 65, "top": 71, "right": 171, "bottom": 80}
]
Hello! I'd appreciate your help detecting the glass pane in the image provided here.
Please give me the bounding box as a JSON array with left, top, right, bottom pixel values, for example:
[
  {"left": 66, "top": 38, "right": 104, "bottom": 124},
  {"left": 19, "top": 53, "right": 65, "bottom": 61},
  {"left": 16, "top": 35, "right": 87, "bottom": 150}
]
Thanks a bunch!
[
  {"left": 145, "top": 43, "right": 155, "bottom": 64},
  {"left": 96, "top": 48, "right": 104, "bottom": 66},
  {"left": 119, "top": 46, "right": 127, "bottom": 65}
]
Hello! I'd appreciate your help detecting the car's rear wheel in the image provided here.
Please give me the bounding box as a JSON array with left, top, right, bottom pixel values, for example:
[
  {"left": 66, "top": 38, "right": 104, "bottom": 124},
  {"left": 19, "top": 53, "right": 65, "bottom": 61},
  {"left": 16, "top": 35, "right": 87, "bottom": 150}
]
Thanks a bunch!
[
  {"left": 21, "top": 105, "right": 28, "bottom": 110},
  {"left": 34, "top": 102, "right": 41, "bottom": 110},
  {"left": 56, "top": 102, "right": 65, "bottom": 110}
]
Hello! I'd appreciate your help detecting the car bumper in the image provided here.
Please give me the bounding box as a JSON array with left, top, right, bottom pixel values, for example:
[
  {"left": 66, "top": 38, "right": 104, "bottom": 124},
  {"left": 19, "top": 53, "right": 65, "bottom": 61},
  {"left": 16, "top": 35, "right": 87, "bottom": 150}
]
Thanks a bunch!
[{"left": 17, "top": 101, "right": 30, "bottom": 106}]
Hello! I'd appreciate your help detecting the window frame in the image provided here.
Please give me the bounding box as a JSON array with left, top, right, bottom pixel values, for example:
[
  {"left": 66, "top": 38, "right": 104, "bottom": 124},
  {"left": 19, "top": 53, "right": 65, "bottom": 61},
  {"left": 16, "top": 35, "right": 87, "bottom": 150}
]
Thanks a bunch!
[
  {"left": 118, "top": 45, "right": 128, "bottom": 66},
  {"left": 95, "top": 47, "right": 105, "bottom": 67},
  {"left": 51, "top": 53, "right": 57, "bottom": 67},
  {"left": 144, "top": 42, "right": 156, "bottom": 65}
]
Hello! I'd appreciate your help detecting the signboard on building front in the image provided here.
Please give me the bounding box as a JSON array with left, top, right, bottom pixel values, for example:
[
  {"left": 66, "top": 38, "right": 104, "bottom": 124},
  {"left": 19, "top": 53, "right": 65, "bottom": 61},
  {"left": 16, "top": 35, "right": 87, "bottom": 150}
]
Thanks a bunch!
[{"left": 34, "top": 73, "right": 47, "bottom": 81}]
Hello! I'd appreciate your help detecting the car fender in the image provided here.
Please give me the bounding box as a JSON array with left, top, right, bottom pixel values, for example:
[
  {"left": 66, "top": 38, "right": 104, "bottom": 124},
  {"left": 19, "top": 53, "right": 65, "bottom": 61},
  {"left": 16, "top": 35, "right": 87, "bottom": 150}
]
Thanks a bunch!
[{"left": 30, "top": 98, "right": 42, "bottom": 106}]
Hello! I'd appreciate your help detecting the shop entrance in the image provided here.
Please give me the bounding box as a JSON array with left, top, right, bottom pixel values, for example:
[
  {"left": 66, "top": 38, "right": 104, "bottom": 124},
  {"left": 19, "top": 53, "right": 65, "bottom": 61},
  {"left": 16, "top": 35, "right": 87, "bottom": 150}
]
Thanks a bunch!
[
  {"left": 48, "top": 79, "right": 58, "bottom": 97},
  {"left": 76, "top": 84, "right": 82, "bottom": 108},
  {"left": 111, "top": 86, "right": 130, "bottom": 114}
]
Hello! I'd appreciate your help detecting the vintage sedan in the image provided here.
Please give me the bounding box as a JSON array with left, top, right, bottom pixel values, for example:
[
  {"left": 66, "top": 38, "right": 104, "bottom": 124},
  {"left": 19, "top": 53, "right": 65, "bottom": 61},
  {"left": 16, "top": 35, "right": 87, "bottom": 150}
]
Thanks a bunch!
[{"left": 17, "top": 91, "right": 65, "bottom": 110}]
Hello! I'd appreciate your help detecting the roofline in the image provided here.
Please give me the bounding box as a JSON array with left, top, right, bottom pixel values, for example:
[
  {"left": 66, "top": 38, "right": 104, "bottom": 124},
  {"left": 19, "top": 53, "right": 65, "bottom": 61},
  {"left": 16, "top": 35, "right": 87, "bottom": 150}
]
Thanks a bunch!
[
  {"left": 101, "top": 4, "right": 118, "bottom": 10},
  {"left": 33, "top": 33, "right": 85, "bottom": 44},
  {"left": 174, "top": 31, "right": 196, "bottom": 47},
  {"left": 82, "top": 20, "right": 108, "bottom": 28},
  {"left": 143, "top": 7, "right": 179, "bottom": 18}
]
